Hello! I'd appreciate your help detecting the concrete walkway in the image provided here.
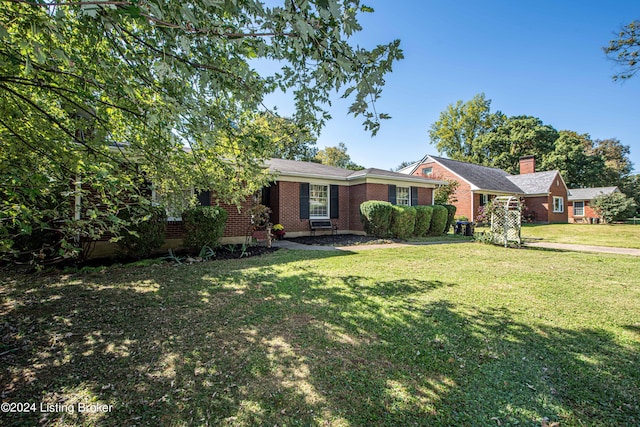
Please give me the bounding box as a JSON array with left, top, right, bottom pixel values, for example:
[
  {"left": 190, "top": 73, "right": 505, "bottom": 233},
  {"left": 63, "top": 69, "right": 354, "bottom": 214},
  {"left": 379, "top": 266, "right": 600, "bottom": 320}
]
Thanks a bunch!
[
  {"left": 272, "top": 238, "right": 640, "bottom": 257},
  {"left": 271, "top": 239, "right": 471, "bottom": 252},
  {"left": 525, "top": 241, "right": 640, "bottom": 256},
  {"left": 270, "top": 240, "right": 339, "bottom": 251}
]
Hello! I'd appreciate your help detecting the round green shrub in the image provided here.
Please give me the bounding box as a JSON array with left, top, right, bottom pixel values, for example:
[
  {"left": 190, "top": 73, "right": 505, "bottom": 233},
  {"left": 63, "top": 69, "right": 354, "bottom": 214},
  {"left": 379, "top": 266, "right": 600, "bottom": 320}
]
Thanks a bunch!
[
  {"left": 390, "top": 205, "right": 417, "bottom": 239},
  {"left": 414, "top": 205, "right": 433, "bottom": 237},
  {"left": 439, "top": 204, "right": 457, "bottom": 234},
  {"left": 182, "top": 205, "right": 228, "bottom": 252},
  {"left": 117, "top": 205, "right": 167, "bottom": 259},
  {"left": 359, "top": 201, "right": 393, "bottom": 237},
  {"left": 428, "top": 204, "right": 448, "bottom": 236}
]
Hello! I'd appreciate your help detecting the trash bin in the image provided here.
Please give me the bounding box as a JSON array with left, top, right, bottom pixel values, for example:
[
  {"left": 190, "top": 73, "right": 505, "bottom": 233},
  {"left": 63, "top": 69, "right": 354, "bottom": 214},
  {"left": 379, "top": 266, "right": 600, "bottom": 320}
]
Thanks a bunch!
[
  {"left": 455, "top": 221, "right": 468, "bottom": 234},
  {"left": 464, "top": 222, "right": 474, "bottom": 236}
]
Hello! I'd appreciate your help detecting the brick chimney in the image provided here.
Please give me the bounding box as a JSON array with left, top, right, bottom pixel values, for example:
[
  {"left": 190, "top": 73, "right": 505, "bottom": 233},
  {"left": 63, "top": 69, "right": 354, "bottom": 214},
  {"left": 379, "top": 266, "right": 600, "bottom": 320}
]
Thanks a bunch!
[{"left": 519, "top": 155, "right": 536, "bottom": 174}]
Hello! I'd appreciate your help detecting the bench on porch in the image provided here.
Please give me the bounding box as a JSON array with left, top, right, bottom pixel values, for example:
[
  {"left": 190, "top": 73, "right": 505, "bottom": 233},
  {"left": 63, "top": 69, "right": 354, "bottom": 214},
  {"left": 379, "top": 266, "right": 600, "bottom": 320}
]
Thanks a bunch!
[{"left": 309, "top": 219, "right": 338, "bottom": 236}]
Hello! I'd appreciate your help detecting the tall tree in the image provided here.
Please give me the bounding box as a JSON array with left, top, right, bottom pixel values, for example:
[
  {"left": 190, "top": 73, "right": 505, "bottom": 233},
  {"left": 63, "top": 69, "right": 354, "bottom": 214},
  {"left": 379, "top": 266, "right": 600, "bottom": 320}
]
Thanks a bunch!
[
  {"left": 592, "top": 138, "right": 634, "bottom": 186},
  {"left": 621, "top": 174, "right": 640, "bottom": 216},
  {"left": 476, "top": 116, "right": 559, "bottom": 174},
  {"left": 604, "top": 20, "right": 640, "bottom": 81},
  {"left": 541, "top": 131, "right": 606, "bottom": 188},
  {"left": 429, "top": 93, "right": 505, "bottom": 164},
  {"left": 0, "top": 1, "right": 402, "bottom": 262},
  {"left": 315, "top": 142, "right": 363, "bottom": 170}
]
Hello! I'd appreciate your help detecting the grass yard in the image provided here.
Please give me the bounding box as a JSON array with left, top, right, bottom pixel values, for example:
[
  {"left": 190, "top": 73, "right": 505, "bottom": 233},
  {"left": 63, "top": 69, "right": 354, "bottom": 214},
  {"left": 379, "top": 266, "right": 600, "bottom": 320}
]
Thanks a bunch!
[
  {"left": 1, "top": 244, "right": 639, "bottom": 426},
  {"left": 521, "top": 223, "right": 640, "bottom": 249}
]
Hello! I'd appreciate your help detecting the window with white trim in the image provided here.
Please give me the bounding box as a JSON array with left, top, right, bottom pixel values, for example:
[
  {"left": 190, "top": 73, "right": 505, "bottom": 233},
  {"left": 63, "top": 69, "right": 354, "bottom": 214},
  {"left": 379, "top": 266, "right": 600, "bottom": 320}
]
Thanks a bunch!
[
  {"left": 553, "top": 196, "right": 564, "bottom": 213},
  {"left": 573, "top": 201, "right": 584, "bottom": 216},
  {"left": 396, "top": 186, "right": 410, "bottom": 206},
  {"left": 309, "top": 184, "right": 329, "bottom": 218},
  {"left": 422, "top": 167, "right": 433, "bottom": 176},
  {"left": 152, "top": 187, "right": 194, "bottom": 221}
]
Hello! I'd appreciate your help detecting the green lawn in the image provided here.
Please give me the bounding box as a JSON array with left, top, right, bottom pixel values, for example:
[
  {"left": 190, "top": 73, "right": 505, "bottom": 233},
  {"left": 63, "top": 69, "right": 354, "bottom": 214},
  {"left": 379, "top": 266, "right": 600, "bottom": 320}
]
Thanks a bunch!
[
  {"left": 521, "top": 223, "right": 640, "bottom": 249},
  {"left": 1, "top": 244, "right": 639, "bottom": 426}
]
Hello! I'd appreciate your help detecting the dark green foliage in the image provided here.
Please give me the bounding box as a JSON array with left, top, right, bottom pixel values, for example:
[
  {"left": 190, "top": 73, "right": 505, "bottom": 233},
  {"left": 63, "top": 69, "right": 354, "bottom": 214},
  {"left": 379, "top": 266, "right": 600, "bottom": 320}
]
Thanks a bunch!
[
  {"left": 390, "top": 205, "right": 417, "bottom": 239},
  {"left": 359, "top": 201, "right": 393, "bottom": 237},
  {"left": 439, "top": 204, "right": 457, "bottom": 234},
  {"left": 116, "top": 206, "right": 167, "bottom": 259},
  {"left": 182, "top": 206, "right": 228, "bottom": 252},
  {"left": 413, "top": 206, "right": 433, "bottom": 237},
  {"left": 592, "top": 192, "right": 637, "bottom": 223},
  {"left": 429, "top": 205, "right": 449, "bottom": 236}
]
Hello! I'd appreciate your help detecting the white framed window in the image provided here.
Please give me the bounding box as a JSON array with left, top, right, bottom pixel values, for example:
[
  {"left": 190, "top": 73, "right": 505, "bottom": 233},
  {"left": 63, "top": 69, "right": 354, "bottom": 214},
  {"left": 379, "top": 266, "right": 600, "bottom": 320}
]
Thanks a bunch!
[
  {"left": 152, "top": 187, "right": 194, "bottom": 221},
  {"left": 553, "top": 196, "right": 564, "bottom": 213},
  {"left": 573, "top": 201, "right": 584, "bottom": 216},
  {"left": 479, "top": 194, "right": 489, "bottom": 206},
  {"left": 309, "top": 184, "right": 329, "bottom": 218},
  {"left": 422, "top": 167, "right": 433, "bottom": 176},
  {"left": 396, "top": 186, "right": 410, "bottom": 206}
]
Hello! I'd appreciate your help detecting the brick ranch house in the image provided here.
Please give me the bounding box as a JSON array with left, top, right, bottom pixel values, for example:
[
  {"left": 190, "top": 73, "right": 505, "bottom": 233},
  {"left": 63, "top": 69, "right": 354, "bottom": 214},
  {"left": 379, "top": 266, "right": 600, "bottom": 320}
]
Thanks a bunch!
[
  {"left": 85, "top": 158, "right": 445, "bottom": 255},
  {"left": 399, "top": 154, "right": 569, "bottom": 223},
  {"left": 567, "top": 186, "right": 619, "bottom": 223}
]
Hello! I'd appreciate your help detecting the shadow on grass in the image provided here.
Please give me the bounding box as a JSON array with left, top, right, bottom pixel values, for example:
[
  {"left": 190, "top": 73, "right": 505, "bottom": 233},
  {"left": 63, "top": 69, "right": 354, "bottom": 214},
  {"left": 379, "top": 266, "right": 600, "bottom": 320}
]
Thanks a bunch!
[{"left": 1, "top": 249, "right": 638, "bottom": 426}]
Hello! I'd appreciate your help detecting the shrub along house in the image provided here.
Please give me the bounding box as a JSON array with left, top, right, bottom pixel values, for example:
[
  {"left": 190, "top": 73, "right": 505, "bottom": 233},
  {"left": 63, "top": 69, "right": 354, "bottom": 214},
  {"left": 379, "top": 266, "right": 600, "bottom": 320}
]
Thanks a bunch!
[{"left": 399, "top": 154, "right": 569, "bottom": 223}]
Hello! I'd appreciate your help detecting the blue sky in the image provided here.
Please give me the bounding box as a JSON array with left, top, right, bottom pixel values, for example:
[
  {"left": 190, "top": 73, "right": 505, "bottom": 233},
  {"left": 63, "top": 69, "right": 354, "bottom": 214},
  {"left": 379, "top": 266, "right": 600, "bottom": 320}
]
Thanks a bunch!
[{"left": 262, "top": 1, "right": 640, "bottom": 174}]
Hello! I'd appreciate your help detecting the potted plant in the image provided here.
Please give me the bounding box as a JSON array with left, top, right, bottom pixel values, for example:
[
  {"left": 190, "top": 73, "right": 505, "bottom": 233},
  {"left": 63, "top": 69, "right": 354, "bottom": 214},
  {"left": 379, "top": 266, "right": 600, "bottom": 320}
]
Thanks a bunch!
[{"left": 272, "top": 223, "right": 286, "bottom": 240}]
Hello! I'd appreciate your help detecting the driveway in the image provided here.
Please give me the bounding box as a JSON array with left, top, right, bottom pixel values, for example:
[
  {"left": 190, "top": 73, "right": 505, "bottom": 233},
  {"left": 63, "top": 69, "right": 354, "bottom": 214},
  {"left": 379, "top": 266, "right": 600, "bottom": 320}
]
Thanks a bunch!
[{"left": 525, "top": 241, "right": 640, "bottom": 256}]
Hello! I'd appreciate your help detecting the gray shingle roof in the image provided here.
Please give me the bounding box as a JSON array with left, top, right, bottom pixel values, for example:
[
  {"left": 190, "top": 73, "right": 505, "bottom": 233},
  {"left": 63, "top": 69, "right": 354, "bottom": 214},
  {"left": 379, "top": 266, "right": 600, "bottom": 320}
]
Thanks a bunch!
[
  {"left": 265, "top": 158, "right": 444, "bottom": 185},
  {"left": 266, "top": 158, "right": 353, "bottom": 178},
  {"left": 568, "top": 186, "right": 618, "bottom": 201},
  {"left": 427, "top": 155, "right": 523, "bottom": 193},
  {"left": 506, "top": 170, "right": 560, "bottom": 195}
]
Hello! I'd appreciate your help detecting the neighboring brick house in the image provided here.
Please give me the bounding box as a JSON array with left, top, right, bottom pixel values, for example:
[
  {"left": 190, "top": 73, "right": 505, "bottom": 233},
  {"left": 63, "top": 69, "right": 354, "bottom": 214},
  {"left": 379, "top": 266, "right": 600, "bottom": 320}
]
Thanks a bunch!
[
  {"left": 399, "top": 154, "right": 569, "bottom": 223},
  {"left": 567, "top": 187, "right": 619, "bottom": 223}
]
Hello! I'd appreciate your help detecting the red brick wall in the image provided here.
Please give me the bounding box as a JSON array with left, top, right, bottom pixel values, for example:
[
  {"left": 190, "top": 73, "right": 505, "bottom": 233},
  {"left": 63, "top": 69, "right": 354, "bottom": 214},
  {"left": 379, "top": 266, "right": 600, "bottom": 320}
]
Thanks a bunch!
[
  {"left": 275, "top": 181, "right": 354, "bottom": 233},
  {"left": 275, "top": 181, "right": 306, "bottom": 232},
  {"left": 523, "top": 196, "right": 548, "bottom": 223},
  {"left": 522, "top": 174, "right": 568, "bottom": 223},
  {"left": 166, "top": 221, "right": 184, "bottom": 239},
  {"left": 219, "top": 199, "right": 253, "bottom": 237},
  {"left": 519, "top": 156, "right": 536, "bottom": 174},
  {"left": 349, "top": 183, "right": 368, "bottom": 231},
  {"left": 568, "top": 201, "right": 601, "bottom": 223},
  {"left": 417, "top": 187, "right": 433, "bottom": 206},
  {"left": 547, "top": 174, "right": 568, "bottom": 223}
]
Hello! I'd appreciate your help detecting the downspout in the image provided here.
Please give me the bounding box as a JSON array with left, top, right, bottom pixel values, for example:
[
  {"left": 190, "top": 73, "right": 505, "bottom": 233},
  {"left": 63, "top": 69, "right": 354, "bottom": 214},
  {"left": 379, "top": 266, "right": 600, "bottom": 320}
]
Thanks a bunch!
[{"left": 471, "top": 190, "right": 475, "bottom": 223}]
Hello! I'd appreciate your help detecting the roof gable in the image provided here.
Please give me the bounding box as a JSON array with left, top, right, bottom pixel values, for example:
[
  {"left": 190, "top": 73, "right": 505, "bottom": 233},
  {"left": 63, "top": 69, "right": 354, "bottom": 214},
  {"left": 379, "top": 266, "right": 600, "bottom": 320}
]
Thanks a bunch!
[
  {"left": 426, "top": 155, "right": 523, "bottom": 193},
  {"left": 506, "top": 170, "right": 562, "bottom": 195}
]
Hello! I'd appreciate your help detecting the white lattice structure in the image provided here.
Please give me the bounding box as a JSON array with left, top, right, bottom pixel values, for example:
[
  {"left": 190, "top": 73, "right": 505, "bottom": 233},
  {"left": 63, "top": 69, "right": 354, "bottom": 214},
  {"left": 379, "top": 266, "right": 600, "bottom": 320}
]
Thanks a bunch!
[{"left": 490, "top": 196, "right": 522, "bottom": 247}]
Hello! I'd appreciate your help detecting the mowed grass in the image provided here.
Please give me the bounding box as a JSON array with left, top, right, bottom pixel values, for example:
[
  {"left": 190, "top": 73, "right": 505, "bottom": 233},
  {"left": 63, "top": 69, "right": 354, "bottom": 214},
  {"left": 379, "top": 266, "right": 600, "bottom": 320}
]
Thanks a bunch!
[
  {"left": 1, "top": 244, "right": 639, "bottom": 426},
  {"left": 521, "top": 223, "right": 640, "bottom": 249}
]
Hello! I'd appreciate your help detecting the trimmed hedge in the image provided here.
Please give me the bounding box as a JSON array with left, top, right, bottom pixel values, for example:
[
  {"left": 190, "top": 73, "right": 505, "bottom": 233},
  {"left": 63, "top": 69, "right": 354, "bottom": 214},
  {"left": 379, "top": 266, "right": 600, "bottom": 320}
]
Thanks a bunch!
[
  {"left": 182, "top": 205, "right": 228, "bottom": 252},
  {"left": 440, "top": 204, "right": 457, "bottom": 234},
  {"left": 117, "top": 205, "right": 167, "bottom": 259},
  {"left": 414, "top": 205, "right": 434, "bottom": 237},
  {"left": 428, "top": 204, "right": 448, "bottom": 236},
  {"left": 390, "top": 205, "right": 417, "bottom": 239},
  {"left": 360, "top": 201, "right": 393, "bottom": 237}
]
